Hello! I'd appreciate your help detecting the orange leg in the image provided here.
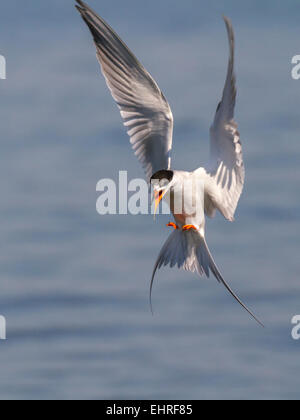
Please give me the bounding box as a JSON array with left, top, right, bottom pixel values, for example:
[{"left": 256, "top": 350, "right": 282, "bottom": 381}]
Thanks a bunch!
[
  {"left": 182, "top": 224, "right": 198, "bottom": 231},
  {"left": 166, "top": 222, "right": 179, "bottom": 230}
]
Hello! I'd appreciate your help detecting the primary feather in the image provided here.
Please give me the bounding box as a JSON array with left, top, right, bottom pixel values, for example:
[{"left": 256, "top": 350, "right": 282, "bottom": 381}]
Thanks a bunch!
[
  {"left": 76, "top": 0, "right": 173, "bottom": 181},
  {"left": 206, "top": 17, "right": 245, "bottom": 221}
]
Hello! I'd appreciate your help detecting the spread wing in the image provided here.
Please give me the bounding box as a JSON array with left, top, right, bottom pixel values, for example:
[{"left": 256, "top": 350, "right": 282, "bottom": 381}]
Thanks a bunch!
[
  {"left": 76, "top": 0, "right": 174, "bottom": 180},
  {"left": 206, "top": 16, "right": 245, "bottom": 221}
]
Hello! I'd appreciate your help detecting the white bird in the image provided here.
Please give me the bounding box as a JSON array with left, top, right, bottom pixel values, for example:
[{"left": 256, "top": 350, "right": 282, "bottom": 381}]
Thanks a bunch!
[{"left": 76, "top": 0, "right": 263, "bottom": 326}]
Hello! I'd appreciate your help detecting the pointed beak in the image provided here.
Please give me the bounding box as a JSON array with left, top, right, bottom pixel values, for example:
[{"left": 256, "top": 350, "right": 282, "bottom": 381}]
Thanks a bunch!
[{"left": 154, "top": 190, "right": 164, "bottom": 217}]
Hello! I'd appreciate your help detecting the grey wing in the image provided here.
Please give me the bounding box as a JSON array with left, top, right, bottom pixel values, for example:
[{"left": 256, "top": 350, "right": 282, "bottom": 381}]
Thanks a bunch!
[
  {"left": 206, "top": 16, "right": 245, "bottom": 221},
  {"left": 76, "top": 0, "right": 174, "bottom": 180}
]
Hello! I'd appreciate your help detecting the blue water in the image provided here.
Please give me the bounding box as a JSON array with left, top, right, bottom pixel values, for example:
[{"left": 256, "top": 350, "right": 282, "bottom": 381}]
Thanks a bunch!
[{"left": 0, "top": 0, "right": 300, "bottom": 400}]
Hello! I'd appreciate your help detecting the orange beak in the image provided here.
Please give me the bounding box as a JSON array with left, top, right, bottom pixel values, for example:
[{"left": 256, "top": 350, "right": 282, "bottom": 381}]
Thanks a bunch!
[{"left": 154, "top": 190, "right": 164, "bottom": 217}]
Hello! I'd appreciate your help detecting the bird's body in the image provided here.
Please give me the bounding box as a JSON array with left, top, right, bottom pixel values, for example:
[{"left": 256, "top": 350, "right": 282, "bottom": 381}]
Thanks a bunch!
[
  {"left": 75, "top": 0, "right": 263, "bottom": 326},
  {"left": 165, "top": 169, "right": 206, "bottom": 231}
]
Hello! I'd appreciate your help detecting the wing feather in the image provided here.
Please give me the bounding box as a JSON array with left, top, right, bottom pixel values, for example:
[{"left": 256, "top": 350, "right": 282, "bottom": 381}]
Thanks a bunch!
[
  {"left": 76, "top": 0, "right": 173, "bottom": 180},
  {"left": 206, "top": 17, "right": 245, "bottom": 221}
]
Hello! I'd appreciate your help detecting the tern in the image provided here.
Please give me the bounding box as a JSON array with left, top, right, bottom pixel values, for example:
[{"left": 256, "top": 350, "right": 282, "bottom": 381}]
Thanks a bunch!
[{"left": 75, "top": 0, "right": 263, "bottom": 326}]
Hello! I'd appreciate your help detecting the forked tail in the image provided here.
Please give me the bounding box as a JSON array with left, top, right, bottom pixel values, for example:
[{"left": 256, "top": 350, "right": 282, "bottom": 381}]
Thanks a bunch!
[{"left": 150, "top": 229, "right": 264, "bottom": 327}]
